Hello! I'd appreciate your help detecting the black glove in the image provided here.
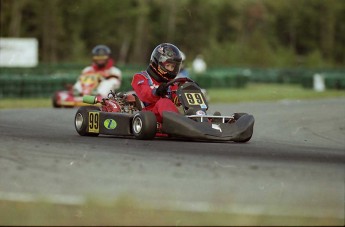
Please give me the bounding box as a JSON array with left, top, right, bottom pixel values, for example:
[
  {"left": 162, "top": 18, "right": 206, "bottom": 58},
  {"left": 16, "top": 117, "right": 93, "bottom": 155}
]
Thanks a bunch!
[{"left": 155, "top": 83, "right": 168, "bottom": 97}]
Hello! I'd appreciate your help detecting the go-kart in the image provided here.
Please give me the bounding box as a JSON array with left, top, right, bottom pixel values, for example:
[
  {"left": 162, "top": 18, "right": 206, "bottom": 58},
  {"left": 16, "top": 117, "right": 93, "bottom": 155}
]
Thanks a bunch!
[
  {"left": 74, "top": 77, "right": 254, "bottom": 142},
  {"left": 52, "top": 72, "right": 102, "bottom": 108}
]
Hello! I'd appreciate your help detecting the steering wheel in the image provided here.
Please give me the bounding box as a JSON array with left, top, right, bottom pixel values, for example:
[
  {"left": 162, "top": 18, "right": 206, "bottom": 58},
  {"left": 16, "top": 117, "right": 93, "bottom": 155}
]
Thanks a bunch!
[{"left": 166, "top": 77, "right": 195, "bottom": 87}]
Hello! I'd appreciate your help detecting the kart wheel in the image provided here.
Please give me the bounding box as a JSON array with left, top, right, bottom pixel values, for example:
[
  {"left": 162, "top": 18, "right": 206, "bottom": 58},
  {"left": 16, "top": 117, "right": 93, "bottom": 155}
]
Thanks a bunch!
[
  {"left": 75, "top": 106, "right": 100, "bottom": 136},
  {"left": 131, "top": 111, "right": 157, "bottom": 140},
  {"left": 52, "top": 93, "right": 60, "bottom": 108}
]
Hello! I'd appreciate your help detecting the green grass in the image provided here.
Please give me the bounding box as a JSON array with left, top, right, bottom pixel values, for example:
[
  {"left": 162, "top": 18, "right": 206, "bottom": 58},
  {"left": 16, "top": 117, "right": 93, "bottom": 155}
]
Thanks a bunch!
[
  {"left": 0, "top": 98, "right": 51, "bottom": 109},
  {"left": 208, "top": 83, "right": 345, "bottom": 103},
  {"left": 1, "top": 83, "right": 344, "bottom": 109},
  {"left": 0, "top": 199, "right": 341, "bottom": 226}
]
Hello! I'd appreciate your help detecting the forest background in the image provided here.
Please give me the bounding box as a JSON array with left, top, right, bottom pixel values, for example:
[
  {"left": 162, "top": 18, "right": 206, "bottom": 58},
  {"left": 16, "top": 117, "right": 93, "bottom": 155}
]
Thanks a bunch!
[{"left": 1, "top": 0, "right": 345, "bottom": 68}]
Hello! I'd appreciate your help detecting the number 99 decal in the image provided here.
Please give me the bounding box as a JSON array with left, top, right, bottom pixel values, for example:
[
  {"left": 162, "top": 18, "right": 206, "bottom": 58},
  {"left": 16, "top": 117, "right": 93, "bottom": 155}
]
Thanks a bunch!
[
  {"left": 88, "top": 112, "right": 100, "bottom": 133},
  {"left": 184, "top": 93, "right": 205, "bottom": 105}
]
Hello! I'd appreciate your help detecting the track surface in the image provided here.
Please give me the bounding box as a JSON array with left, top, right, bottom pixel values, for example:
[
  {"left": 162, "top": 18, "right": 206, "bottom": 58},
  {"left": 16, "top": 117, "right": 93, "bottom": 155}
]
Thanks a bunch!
[{"left": 0, "top": 98, "right": 344, "bottom": 220}]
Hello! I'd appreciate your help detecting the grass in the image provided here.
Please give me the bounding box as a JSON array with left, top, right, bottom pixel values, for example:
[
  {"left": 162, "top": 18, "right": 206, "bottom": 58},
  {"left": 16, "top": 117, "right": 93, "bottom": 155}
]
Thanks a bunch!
[
  {"left": 1, "top": 83, "right": 344, "bottom": 109},
  {"left": 0, "top": 198, "right": 341, "bottom": 226},
  {"left": 208, "top": 83, "right": 345, "bottom": 103},
  {"left": 0, "top": 98, "right": 52, "bottom": 109}
]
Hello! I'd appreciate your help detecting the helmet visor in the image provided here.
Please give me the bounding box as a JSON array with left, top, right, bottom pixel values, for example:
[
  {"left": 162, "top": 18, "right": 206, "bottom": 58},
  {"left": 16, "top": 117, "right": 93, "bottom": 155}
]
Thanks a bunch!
[
  {"left": 93, "top": 55, "right": 109, "bottom": 61},
  {"left": 159, "top": 58, "right": 181, "bottom": 77}
]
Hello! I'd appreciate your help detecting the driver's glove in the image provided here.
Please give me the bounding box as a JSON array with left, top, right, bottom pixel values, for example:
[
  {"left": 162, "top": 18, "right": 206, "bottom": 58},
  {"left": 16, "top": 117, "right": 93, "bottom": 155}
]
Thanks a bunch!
[{"left": 155, "top": 83, "right": 168, "bottom": 97}]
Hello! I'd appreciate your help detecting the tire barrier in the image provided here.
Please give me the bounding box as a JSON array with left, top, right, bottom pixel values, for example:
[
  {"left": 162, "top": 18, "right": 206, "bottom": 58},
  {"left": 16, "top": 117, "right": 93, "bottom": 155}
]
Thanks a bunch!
[
  {"left": 243, "top": 68, "right": 345, "bottom": 87},
  {"left": 301, "top": 73, "right": 345, "bottom": 90},
  {"left": 0, "top": 75, "right": 76, "bottom": 98},
  {"left": 1, "top": 66, "right": 344, "bottom": 98},
  {"left": 191, "top": 73, "right": 248, "bottom": 89},
  {"left": 0, "top": 74, "right": 248, "bottom": 98}
]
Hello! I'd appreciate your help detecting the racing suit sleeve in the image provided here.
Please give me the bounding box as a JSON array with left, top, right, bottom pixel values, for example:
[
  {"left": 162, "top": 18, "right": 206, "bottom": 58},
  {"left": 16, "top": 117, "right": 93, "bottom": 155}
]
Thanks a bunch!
[
  {"left": 131, "top": 74, "right": 160, "bottom": 104},
  {"left": 97, "top": 67, "right": 122, "bottom": 96},
  {"left": 108, "top": 67, "right": 122, "bottom": 80}
]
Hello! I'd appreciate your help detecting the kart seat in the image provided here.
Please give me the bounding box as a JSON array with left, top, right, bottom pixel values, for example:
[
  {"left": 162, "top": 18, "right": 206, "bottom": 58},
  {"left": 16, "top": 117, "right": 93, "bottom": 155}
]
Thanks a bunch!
[{"left": 133, "top": 94, "right": 144, "bottom": 111}]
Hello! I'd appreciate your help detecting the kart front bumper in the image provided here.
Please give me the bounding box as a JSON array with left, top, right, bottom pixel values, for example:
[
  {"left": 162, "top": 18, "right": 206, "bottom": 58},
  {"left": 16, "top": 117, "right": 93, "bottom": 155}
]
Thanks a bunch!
[{"left": 162, "top": 112, "right": 254, "bottom": 142}]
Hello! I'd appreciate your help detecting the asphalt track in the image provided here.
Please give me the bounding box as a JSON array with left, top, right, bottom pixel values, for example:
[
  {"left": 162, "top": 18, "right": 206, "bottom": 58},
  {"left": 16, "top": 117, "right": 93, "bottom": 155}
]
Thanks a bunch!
[{"left": 0, "top": 98, "right": 344, "bottom": 221}]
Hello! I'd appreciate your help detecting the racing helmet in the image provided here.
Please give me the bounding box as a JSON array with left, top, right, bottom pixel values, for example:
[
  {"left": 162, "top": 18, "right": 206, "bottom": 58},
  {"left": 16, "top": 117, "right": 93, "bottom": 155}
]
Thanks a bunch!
[
  {"left": 92, "top": 45, "right": 111, "bottom": 68},
  {"left": 180, "top": 51, "right": 186, "bottom": 61},
  {"left": 149, "top": 43, "right": 183, "bottom": 81}
]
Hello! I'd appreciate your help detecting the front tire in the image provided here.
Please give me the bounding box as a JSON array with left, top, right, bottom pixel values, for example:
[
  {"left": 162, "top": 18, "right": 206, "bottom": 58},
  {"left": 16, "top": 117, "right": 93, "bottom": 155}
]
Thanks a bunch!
[
  {"left": 52, "top": 92, "right": 60, "bottom": 108},
  {"left": 75, "top": 106, "right": 100, "bottom": 136},
  {"left": 131, "top": 111, "right": 157, "bottom": 140}
]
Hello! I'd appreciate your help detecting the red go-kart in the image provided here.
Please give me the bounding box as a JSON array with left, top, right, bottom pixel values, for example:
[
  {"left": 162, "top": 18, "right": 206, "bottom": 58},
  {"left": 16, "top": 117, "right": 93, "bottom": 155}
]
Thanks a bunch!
[{"left": 52, "top": 72, "right": 102, "bottom": 108}]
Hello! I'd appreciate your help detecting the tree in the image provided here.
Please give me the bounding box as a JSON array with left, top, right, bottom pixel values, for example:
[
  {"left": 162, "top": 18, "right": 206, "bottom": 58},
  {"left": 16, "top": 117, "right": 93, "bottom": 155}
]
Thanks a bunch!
[{"left": 1, "top": 0, "right": 344, "bottom": 66}]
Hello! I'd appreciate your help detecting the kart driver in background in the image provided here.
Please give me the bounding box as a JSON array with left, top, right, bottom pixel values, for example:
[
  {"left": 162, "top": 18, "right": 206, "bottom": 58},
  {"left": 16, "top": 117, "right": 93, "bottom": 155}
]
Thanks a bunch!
[
  {"left": 73, "top": 45, "right": 122, "bottom": 97},
  {"left": 131, "top": 43, "right": 183, "bottom": 123}
]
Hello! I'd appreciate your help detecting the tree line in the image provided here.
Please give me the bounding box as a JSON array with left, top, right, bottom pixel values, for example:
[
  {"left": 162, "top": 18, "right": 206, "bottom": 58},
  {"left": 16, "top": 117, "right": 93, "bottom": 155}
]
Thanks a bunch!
[{"left": 1, "top": 0, "right": 345, "bottom": 67}]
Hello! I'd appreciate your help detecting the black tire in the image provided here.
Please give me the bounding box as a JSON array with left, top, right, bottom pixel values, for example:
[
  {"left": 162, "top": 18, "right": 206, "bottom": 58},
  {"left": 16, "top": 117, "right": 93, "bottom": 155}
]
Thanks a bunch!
[
  {"left": 52, "top": 93, "right": 60, "bottom": 108},
  {"left": 131, "top": 111, "right": 157, "bottom": 140},
  {"left": 75, "top": 106, "right": 101, "bottom": 136}
]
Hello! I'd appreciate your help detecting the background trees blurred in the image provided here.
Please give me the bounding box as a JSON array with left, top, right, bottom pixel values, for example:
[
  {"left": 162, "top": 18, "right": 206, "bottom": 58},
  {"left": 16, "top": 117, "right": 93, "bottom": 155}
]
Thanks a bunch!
[{"left": 1, "top": 0, "right": 344, "bottom": 67}]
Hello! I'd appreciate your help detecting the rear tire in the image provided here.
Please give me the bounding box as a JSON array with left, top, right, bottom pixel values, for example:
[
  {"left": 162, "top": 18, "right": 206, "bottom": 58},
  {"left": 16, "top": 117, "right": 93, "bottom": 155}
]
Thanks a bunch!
[
  {"left": 131, "top": 111, "right": 157, "bottom": 140},
  {"left": 75, "top": 106, "right": 100, "bottom": 136}
]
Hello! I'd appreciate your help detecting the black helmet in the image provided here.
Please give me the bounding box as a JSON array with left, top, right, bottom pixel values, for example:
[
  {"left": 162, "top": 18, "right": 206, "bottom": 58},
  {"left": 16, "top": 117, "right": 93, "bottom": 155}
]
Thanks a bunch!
[
  {"left": 148, "top": 43, "right": 182, "bottom": 82},
  {"left": 92, "top": 45, "right": 111, "bottom": 68}
]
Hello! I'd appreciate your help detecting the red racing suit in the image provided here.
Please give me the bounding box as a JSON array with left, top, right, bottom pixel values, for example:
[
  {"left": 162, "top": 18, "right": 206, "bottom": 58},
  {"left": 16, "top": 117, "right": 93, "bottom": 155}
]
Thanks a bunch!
[{"left": 131, "top": 71, "right": 179, "bottom": 123}]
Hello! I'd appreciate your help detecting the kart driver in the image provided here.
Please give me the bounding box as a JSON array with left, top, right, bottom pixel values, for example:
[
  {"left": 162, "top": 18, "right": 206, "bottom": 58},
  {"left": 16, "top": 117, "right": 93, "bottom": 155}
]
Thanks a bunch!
[
  {"left": 73, "top": 45, "right": 122, "bottom": 97},
  {"left": 131, "top": 43, "right": 183, "bottom": 123}
]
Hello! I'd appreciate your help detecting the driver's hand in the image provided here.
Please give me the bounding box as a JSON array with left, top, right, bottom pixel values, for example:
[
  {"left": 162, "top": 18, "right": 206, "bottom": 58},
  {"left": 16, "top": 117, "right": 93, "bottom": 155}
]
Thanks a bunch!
[
  {"left": 173, "top": 96, "right": 181, "bottom": 106},
  {"left": 155, "top": 83, "right": 168, "bottom": 97}
]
